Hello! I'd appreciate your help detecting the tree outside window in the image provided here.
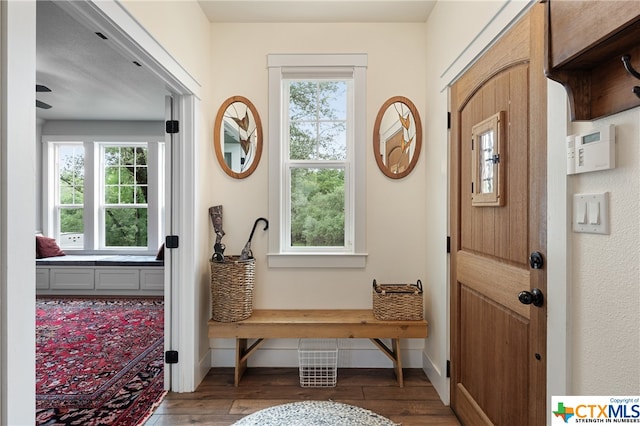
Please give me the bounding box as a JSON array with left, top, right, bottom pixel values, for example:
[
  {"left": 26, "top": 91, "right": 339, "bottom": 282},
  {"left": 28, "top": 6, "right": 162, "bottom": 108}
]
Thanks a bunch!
[
  {"left": 102, "top": 145, "right": 148, "bottom": 248},
  {"left": 57, "top": 144, "right": 84, "bottom": 249},
  {"left": 287, "top": 80, "right": 348, "bottom": 248}
]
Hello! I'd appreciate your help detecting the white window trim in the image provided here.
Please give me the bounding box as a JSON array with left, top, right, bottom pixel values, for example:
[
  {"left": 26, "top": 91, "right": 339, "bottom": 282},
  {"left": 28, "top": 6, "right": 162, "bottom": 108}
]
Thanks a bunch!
[
  {"left": 98, "top": 142, "right": 151, "bottom": 250},
  {"left": 43, "top": 135, "right": 164, "bottom": 255},
  {"left": 267, "top": 54, "right": 368, "bottom": 268}
]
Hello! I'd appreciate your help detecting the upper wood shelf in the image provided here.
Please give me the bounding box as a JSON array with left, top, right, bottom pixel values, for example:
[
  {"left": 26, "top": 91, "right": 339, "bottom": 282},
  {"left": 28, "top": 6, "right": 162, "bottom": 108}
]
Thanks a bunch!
[{"left": 544, "top": 0, "right": 640, "bottom": 121}]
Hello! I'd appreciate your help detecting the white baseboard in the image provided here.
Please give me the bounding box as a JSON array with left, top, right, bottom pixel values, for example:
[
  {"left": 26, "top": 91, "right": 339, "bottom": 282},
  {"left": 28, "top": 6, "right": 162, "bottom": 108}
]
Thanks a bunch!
[
  {"left": 422, "top": 350, "right": 450, "bottom": 405},
  {"left": 209, "top": 338, "right": 425, "bottom": 369},
  {"left": 197, "top": 347, "right": 212, "bottom": 386}
]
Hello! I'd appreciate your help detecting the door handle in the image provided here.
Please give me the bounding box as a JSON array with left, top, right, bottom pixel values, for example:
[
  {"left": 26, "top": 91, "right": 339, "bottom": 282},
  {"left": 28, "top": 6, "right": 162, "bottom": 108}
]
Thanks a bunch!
[{"left": 518, "top": 288, "right": 544, "bottom": 307}]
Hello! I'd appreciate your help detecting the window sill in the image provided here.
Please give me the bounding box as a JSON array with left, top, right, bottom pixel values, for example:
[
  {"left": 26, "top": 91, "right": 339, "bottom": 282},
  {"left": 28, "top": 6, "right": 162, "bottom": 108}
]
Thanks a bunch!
[{"left": 267, "top": 252, "right": 367, "bottom": 268}]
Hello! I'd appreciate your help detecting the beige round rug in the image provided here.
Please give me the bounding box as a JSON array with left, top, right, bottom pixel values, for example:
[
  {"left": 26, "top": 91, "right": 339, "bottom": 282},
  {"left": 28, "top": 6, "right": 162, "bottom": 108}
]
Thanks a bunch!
[{"left": 232, "top": 400, "right": 399, "bottom": 426}]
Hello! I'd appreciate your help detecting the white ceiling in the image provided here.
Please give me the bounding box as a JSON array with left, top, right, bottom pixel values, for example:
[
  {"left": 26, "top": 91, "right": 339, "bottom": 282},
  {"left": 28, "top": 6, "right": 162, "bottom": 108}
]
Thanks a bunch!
[
  {"left": 36, "top": 0, "right": 436, "bottom": 122},
  {"left": 197, "top": 0, "right": 437, "bottom": 23},
  {"left": 36, "top": 1, "right": 168, "bottom": 121}
]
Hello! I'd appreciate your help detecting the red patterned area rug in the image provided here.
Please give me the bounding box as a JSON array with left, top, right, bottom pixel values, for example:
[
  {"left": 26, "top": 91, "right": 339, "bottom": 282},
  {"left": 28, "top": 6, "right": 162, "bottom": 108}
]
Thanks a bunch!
[{"left": 35, "top": 298, "right": 166, "bottom": 426}]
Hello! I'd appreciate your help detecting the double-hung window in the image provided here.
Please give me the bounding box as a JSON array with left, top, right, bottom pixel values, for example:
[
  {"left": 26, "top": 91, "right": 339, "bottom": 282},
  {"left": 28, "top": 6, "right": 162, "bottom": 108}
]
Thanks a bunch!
[
  {"left": 54, "top": 143, "right": 85, "bottom": 248},
  {"left": 101, "top": 144, "right": 149, "bottom": 248},
  {"left": 268, "top": 54, "right": 367, "bottom": 268},
  {"left": 46, "top": 139, "right": 163, "bottom": 253}
]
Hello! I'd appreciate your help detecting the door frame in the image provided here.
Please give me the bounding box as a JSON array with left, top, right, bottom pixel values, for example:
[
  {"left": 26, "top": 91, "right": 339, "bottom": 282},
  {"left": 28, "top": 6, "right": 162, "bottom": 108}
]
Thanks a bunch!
[
  {"left": 445, "top": 2, "right": 555, "bottom": 423},
  {"left": 436, "top": 0, "right": 569, "bottom": 410},
  {"left": 58, "top": 0, "right": 203, "bottom": 393}
]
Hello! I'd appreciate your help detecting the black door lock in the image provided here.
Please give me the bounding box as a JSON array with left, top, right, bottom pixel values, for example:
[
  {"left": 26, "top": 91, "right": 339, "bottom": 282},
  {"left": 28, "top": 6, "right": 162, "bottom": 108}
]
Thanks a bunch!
[{"left": 529, "top": 251, "right": 544, "bottom": 269}]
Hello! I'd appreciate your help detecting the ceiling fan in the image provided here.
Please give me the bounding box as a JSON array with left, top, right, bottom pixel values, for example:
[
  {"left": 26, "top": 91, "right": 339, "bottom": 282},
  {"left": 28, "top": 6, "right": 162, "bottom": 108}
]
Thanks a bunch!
[{"left": 36, "top": 84, "right": 52, "bottom": 109}]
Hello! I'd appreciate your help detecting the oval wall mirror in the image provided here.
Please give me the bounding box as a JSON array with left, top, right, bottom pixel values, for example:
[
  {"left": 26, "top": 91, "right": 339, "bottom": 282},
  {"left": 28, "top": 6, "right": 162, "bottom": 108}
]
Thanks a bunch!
[
  {"left": 373, "top": 96, "right": 422, "bottom": 179},
  {"left": 214, "top": 96, "right": 263, "bottom": 179}
]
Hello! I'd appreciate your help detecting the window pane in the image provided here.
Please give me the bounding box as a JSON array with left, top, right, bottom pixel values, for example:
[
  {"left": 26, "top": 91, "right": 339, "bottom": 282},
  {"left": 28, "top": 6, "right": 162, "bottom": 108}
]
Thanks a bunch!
[
  {"left": 479, "top": 130, "right": 495, "bottom": 194},
  {"left": 318, "top": 122, "right": 346, "bottom": 160},
  {"left": 290, "top": 122, "right": 318, "bottom": 160},
  {"left": 290, "top": 168, "right": 345, "bottom": 247},
  {"left": 105, "top": 186, "right": 119, "bottom": 204},
  {"left": 60, "top": 208, "right": 84, "bottom": 233},
  {"left": 136, "top": 147, "right": 147, "bottom": 166},
  {"left": 104, "top": 207, "right": 148, "bottom": 247},
  {"left": 59, "top": 184, "right": 74, "bottom": 204},
  {"left": 57, "top": 145, "right": 84, "bottom": 205},
  {"left": 104, "top": 147, "right": 120, "bottom": 166},
  {"left": 120, "top": 166, "right": 135, "bottom": 184},
  {"left": 59, "top": 185, "right": 83, "bottom": 205},
  {"left": 120, "top": 185, "right": 134, "bottom": 203},
  {"left": 59, "top": 208, "right": 84, "bottom": 249},
  {"left": 102, "top": 145, "right": 148, "bottom": 206},
  {"left": 136, "top": 186, "right": 148, "bottom": 204},
  {"left": 104, "top": 166, "right": 119, "bottom": 185},
  {"left": 135, "top": 165, "right": 148, "bottom": 183},
  {"left": 289, "top": 81, "right": 317, "bottom": 121},
  {"left": 318, "top": 81, "right": 347, "bottom": 121},
  {"left": 288, "top": 80, "right": 348, "bottom": 161}
]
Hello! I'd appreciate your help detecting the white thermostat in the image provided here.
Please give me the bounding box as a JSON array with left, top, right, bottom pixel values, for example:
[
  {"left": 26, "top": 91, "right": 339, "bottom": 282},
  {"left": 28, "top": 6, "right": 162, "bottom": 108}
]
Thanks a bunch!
[{"left": 567, "top": 124, "right": 615, "bottom": 175}]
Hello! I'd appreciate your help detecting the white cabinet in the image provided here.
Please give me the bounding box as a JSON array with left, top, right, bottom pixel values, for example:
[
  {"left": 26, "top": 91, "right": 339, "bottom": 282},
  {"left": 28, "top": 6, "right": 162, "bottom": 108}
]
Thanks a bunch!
[
  {"left": 36, "top": 269, "right": 49, "bottom": 290},
  {"left": 36, "top": 258, "right": 163, "bottom": 296},
  {"left": 50, "top": 268, "right": 95, "bottom": 290},
  {"left": 95, "top": 268, "right": 141, "bottom": 290},
  {"left": 141, "top": 269, "right": 164, "bottom": 291}
]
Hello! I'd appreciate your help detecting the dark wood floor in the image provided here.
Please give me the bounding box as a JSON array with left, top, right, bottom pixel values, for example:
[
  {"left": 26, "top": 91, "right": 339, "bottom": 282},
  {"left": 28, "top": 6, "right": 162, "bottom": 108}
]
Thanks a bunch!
[{"left": 145, "top": 367, "right": 461, "bottom": 425}]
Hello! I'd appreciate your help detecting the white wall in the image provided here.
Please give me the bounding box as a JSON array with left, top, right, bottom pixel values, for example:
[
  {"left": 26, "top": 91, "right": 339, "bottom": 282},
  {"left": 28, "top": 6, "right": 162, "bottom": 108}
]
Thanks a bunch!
[
  {"left": 119, "top": 0, "right": 210, "bottom": 88},
  {"left": 568, "top": 110, "right": 640, "bottom": 394},
  {"left": 0, "top": 1, "right": 36, "bottom": 423},
  {"left": 119, "top": 0, "right": 214, "bottom": 386},
  {"left": 207, "top": 21, "right": 429, "bottom": 368}
]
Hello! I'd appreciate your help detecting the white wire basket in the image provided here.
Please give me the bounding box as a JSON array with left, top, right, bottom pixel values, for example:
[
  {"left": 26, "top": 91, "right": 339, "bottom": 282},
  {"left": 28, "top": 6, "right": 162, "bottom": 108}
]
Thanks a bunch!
[{"left": 298, "top": 338, "right": 338, "bottom": 387}]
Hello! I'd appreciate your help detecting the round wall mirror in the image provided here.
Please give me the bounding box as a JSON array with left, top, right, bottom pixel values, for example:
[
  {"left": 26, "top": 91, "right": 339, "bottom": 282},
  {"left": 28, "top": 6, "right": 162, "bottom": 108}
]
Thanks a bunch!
[
  {"left": 214, "top": 96, "right": 263, "bottom": 179},
  {"left": 373, "top": 96, "right": 422, "bottom": 179}
]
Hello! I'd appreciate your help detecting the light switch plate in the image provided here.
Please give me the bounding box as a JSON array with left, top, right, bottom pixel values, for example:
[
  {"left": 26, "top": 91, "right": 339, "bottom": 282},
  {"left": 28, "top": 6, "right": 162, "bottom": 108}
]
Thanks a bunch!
[{"left": 573, "top": 192, "right": 609, "bottom": 234}]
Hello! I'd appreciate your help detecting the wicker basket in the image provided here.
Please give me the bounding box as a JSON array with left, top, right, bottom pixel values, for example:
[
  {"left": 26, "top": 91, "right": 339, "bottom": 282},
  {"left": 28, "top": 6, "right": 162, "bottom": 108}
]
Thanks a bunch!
[
  {"left": 372, "top": 279, "right": 424, "bottom": 321},
  {"left": 210, "top": 256, "right": 255, "bottom": 322}
]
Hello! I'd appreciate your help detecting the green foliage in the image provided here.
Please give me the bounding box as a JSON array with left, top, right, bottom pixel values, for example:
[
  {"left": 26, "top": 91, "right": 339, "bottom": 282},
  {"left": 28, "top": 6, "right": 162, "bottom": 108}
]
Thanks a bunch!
[
  {"left": 59, "top": 208, "right": 83, "bottom": 234},
  {"left": 290, "top": 168, "right": 344, "bottom": 246},
  {"left": 57, "top": 144, "right": 149, "bottom": 248},
  {"left": 287, "top": 80, "right": 348, "bottom": 247},
  {"left": 105, "top": 208, "right": 148, "bottom": 247}
]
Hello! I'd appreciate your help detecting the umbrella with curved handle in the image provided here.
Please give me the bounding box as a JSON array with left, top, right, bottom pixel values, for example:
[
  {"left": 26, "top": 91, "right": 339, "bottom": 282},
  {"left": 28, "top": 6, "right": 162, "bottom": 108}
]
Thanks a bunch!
[{"left": 239, "top": 217, "right": 269, "bottom": 261}]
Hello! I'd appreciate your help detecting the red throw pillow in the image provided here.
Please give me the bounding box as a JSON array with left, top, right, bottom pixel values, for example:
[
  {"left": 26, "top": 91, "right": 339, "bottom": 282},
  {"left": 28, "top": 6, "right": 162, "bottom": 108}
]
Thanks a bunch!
[{"left": 36, "top": 236, "right": 65, "bottom": 258}]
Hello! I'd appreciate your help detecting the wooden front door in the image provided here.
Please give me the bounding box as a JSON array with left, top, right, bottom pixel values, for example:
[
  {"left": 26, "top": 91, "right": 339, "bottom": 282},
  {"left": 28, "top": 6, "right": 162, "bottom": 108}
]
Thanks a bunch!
[{"left": 449, "top": 5, "right": 547, "bottom": 425}]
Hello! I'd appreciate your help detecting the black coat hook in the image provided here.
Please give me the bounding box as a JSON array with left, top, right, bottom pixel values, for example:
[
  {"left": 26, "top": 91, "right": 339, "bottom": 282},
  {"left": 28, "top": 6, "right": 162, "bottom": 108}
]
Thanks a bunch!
[
  {"left": 622, "top": 55, "right": 640, "bottom": 79},
  {"left": 621, "top": 55, "right": 640, "bottom": 98}
]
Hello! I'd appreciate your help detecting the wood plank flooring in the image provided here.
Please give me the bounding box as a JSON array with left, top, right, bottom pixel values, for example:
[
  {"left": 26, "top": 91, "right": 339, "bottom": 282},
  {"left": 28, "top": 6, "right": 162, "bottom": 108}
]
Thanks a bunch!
[{"left": 145, "top": 367, "right": 461, "bottom": 425}]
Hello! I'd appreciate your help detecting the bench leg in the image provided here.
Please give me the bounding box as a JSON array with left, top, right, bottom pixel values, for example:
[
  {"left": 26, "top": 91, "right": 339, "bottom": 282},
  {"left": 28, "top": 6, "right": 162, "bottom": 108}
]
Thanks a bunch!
[
  {"left": 392, "top": 338, "right": 404, "bottom": 388},
  {"left": 235, "top": 338, "right": 247, "bottom": 387},
  {"left": 235, "top": 338, "right": 266, "bottom": 386},
  {"left": 370, "top": 338, "right": 404, "bottom": 387}
]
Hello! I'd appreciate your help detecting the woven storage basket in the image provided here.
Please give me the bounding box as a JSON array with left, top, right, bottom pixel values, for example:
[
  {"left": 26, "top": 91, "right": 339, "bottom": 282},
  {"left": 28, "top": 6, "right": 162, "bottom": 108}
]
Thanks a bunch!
[
  {"left": 210, "top": 256, "right": 255, "bottom": 322},
  {"left": 372, "top": 279, "right": 424, "bottom": 321}
]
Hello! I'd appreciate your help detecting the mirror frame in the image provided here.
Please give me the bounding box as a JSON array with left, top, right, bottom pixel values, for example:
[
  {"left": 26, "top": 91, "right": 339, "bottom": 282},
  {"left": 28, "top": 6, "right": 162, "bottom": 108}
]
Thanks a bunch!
[
  {"left": 373, "top": 96, "right": 422, "bottom": 179},
  {"left": 213, "top": 96, "right": 263, "bottom": 179}
]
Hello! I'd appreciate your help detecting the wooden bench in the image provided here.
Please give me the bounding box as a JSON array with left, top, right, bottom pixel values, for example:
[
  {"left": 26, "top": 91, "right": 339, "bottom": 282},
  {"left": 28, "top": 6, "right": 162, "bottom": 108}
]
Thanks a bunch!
[{"left": 207, "top": 309, "right": 428, "bottom": 387}]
